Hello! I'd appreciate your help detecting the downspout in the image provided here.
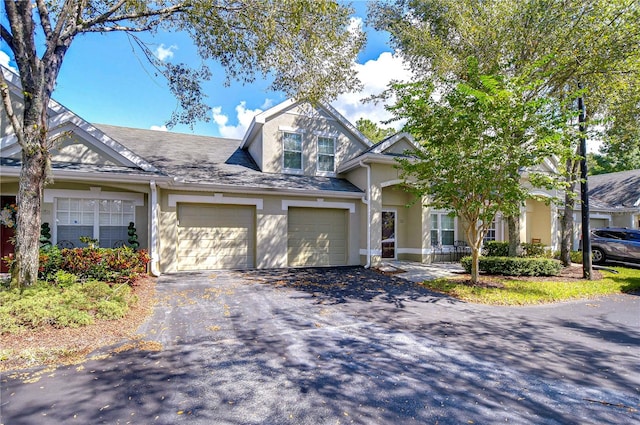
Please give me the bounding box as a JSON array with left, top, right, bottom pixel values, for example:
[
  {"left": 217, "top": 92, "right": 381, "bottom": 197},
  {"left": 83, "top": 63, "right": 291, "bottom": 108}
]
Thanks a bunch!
[
  {"left": 359, "top": 161, "right": 371, "bottom": 268},
  {"left": 149, "top": 180, "right": 160, "bottom": 277}
]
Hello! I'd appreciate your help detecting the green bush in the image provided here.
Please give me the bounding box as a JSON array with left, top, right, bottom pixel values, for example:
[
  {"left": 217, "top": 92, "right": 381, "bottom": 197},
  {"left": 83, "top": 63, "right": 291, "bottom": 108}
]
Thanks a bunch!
[
  {"left": 482, "top": 241, "right": 548, "bottom": 257},
  {"left": 461, "top": 256, "right": 562, "bottom": 276},
  {"left": 0, "top": 279, "right": 138, "bottom": 334},
  {"left": 39, "top": 246, "right": 150, "bottom": 285},
  {"left": 483, "top": 241, "right": 509, "bottom": 257}
]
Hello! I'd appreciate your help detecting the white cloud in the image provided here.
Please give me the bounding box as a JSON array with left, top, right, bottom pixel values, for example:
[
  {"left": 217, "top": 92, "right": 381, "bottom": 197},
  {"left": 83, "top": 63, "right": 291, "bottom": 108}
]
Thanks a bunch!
[
  {"left": 154, "top": 44, "right": 177, "bottom": 61},
  {"left": 212, "top": 101, "right": 264, "bottom": 139},
  {"left": 150, "top": 124, "right": 168, "bottom": 131},
  {"left": 0, "top": 50, "right": 17, "bottom": 72},
  {"left": 333, "top": 51, "right": 413, "bottom": 130}
]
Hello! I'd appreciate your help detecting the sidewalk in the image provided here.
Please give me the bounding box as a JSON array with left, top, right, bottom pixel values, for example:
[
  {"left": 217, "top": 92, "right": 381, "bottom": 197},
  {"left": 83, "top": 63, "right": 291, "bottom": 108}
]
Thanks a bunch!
[{"left": 376, "top": 260, "right": 465, "bottom": 282}]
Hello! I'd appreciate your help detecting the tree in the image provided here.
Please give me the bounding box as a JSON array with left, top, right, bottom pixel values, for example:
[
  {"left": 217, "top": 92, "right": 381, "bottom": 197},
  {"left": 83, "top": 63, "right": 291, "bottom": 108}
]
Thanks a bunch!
[
  {"left": 390, "top": 67, "right": 567, "bottom": 284},
  {"left": 0, "top": 0, "right": 364, "bottom": 287},
  {"left": 370, "top": 0, "right": 640, "bottom": 266},
  {"left": 355, "top": 117, "right": 396, "bottom": 142}
]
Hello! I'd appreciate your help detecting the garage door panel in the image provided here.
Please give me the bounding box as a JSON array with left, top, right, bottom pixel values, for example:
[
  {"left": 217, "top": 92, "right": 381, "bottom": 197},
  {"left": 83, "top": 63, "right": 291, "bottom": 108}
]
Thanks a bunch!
[
  {"left": 288, "top": 208, "right": 347, "bottom": 267},
  {"left": 177, "top": 204, "right": 255, "bottom": 270}
]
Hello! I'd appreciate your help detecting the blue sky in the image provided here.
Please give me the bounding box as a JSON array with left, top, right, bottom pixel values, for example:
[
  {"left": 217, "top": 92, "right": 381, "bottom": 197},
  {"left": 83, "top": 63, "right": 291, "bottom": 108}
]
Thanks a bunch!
[{"left": 1, "top": 1, "right": 411, "bottom": 139}]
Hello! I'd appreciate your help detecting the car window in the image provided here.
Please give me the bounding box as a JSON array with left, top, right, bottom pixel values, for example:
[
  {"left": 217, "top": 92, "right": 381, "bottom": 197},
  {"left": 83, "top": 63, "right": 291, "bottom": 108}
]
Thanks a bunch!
[{"left": 625, "top": 232, "right": 640, "bottom": 242}]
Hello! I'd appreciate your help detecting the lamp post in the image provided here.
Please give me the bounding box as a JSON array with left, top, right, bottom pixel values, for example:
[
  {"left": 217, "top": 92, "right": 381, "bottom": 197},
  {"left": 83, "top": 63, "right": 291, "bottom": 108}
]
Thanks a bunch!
[{"left": 578, "top": 85, "right": 593, "bottom": 280}]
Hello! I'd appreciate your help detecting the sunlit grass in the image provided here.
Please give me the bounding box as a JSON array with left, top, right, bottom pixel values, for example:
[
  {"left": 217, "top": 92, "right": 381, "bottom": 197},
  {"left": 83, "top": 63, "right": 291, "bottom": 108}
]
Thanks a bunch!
[{"left": 423, "top": 266, "right": 640, "bottom": 305}]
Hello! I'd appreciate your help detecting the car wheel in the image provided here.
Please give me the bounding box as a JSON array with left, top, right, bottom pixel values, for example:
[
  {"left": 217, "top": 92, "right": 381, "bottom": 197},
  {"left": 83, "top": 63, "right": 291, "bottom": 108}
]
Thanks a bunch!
[{"left": 592, "top": 247, "right": 606, "bottom": 264}]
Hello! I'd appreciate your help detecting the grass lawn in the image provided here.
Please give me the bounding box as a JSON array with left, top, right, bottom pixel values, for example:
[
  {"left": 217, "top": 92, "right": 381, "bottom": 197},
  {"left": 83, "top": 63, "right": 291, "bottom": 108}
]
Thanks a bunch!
[{"left": 423, "top": 266, "right": 640, "bottom": 305}]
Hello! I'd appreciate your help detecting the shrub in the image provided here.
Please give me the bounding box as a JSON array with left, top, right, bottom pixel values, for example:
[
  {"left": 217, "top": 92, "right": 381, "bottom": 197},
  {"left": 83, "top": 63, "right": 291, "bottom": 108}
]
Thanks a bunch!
[
  {"left": 483, "top": 241, "right": 509, "bottom": 257},
  {"left": 0, "top": 278, "right": 138, "bottom": 334},
  {"left": 461, "top": 256, "right": 562, "bottom": 276},
  {"left": 521, "top": 243, "right": 548, "bottom": 257},
  {"left": 39, "top": 246, "right": 149, "bottom": 285},
  {"left": 482, "top": 241, "right": 548, "bottom": 258}
]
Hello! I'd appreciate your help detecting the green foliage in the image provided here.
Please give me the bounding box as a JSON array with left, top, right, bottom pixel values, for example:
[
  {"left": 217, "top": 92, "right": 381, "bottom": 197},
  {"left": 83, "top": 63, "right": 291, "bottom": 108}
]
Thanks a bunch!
[
  {"left": 461, "top": 256, "right": 562, "bottom": 276},
  {"left": 483, "top": 242, "right": 509, "bottom": 257},
  {"left": 355, "top": 118, "right": 396, "bottom": 142},
  {"left": 520, "top": 243, "right": 548, "bottom": 257},
  {"left": 38, "top": 246, "right": 64, "bottom": 281},
  {"left": 52, "top": 270, "right": 78, "bottom": 288},
  {"left": 390, "top": 65, "right": 568, "bottom": 283},
  {"left": 40, "top": 247, "right": 150, "bottom": 285},
  {"left": 40, "top": 223, "right": 52, "bottom": 247},
  {"left": 127, "top": 222, "right": 139, "bottom": 250},
  {"left": 0, "top": 279, "right": 137, "bottom": 334},
  {"left": 424, "top": 267, "right": 640, "bottom": 305}
]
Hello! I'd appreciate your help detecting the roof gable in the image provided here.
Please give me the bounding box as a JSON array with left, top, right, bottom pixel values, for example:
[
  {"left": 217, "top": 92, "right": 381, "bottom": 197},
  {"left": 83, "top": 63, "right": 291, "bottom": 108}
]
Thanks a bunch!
[
  {"left": 241, "top": 99, "right": 372, "bottom": 150},
  {"left": 0, "top": 66, "right": 159, "bottom": 174}
]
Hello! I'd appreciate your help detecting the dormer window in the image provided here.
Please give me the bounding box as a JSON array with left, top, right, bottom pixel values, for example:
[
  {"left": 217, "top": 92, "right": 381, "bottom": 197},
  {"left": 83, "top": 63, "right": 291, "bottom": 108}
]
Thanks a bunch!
[
  {"left": 283, "top": 131, "right": 303, "bottom": 172},
  {"left": 317, "top": 137, "right": 336, "bottom": 174}
]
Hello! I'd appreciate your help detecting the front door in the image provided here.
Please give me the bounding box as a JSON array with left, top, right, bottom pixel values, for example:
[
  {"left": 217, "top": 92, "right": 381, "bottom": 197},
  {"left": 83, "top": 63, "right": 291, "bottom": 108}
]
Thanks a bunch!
[
  {"left": 382, "top": 210, "right": 396, "bottom": 259},
  {"left": 0, "top": 196, "right": 17, "bottom": 273}
]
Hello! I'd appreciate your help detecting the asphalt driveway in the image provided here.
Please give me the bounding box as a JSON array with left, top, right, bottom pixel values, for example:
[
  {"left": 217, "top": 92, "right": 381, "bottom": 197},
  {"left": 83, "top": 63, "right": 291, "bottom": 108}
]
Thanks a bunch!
[{"left": 1, "top": 267, "right": 639, "bottom": 424}]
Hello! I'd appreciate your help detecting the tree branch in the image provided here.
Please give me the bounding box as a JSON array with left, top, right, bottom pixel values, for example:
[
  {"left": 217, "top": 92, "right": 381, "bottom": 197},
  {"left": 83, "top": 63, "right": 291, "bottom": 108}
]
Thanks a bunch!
[
  {"left": 0, "top": 23, "right": 15, "bottom": 52},
  {"left": 0, "top": 70, "right": 25, "bottom": 147},
  {"left": 35, "top": 0, "right": 53, "bottom": 39}
]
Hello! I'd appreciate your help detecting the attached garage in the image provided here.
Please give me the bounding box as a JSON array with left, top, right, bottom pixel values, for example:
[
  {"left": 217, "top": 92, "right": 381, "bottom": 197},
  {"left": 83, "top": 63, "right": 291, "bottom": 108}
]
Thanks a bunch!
[
  {"left": 177, "top": 204, "right": 255, "bottom": 270},
  {"left": 288, "top": 207, "right": 347, "bottom": 267}
]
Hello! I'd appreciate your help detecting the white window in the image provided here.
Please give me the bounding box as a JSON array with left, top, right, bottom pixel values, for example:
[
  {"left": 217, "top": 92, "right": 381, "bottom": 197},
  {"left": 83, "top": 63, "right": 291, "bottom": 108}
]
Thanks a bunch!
[
  {"left": 483, "top": 219, "right": 497, "bottom": 243},
  {"left": 317, "top": 136, "right": 335, "bottom": 174},
  {"left": 283, "top": 132, "right": 303, "bottom": 172},
  {"left": 430, "top": 212, "right": 455, "bottom": 246},
  {"left": 56, "top": 198, "right": 135, "bottom": 248}
]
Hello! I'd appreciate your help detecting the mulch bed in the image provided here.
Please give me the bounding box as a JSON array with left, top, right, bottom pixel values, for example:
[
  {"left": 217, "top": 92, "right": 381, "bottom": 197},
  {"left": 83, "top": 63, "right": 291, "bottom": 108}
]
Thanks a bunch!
[{"left": 0, "top": 277, "right": 157, "bottom": 373}]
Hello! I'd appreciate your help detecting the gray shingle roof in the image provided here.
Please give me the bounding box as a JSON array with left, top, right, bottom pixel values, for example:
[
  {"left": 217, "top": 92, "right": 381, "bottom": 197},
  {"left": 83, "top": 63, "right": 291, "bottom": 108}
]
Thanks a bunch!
[
  {"left": 94, "top": 124, "right": 363, "bottom": 194},
  {"left": 588, "top": 169, "right": 640, "bottom": 208}
]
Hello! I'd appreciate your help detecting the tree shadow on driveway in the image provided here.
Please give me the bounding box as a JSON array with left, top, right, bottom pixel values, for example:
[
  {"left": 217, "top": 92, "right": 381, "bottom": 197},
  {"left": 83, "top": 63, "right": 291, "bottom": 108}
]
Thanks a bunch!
[{"left": 235, "top": 266, "right": 460, "bottom": 307}]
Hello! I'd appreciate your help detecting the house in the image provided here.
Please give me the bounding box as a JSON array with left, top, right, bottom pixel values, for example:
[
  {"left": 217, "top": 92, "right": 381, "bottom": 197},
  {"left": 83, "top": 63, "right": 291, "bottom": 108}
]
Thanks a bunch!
[
  {"left": 1, "top": 66, "right": 560, "bottom": 274},
  {"left": 571, "top": 169, "right": 640, "bottom": 249}
]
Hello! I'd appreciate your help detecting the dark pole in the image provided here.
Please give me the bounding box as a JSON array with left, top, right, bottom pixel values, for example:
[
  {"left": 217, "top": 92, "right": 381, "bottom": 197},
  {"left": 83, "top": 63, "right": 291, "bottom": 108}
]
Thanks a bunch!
[{"left": 578, "top": 84, "right": 593, "bottom": 279}]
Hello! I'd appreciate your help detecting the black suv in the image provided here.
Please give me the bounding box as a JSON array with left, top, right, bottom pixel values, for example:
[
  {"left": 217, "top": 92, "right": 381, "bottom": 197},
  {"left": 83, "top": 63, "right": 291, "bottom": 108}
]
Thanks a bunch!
[{"left": 590, "top": 228, "right": 640, "bottom": 265}]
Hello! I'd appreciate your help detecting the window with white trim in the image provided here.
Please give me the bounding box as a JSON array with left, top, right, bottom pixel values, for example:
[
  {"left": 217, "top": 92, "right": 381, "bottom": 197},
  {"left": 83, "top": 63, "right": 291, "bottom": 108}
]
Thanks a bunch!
[
  {"left": 282, "top": 132, "right": 303, "bottom": 172},
  {"left": 430, "top": 212, "right": 455, "bottom": 246},
  {"left": 56, "top": 198, "right": 135, "bottom": 248},
  {"left": 317, "top": 136, "right": 335, "bottom": 174},
  {"left": 483, "top": 219, "right": 497, "bottom": 243}
]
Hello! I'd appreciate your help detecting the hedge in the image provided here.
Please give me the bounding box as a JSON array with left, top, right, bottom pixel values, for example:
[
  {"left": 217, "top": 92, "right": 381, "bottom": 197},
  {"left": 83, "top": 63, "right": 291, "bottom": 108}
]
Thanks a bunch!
[
  {"left": 38, "top": 246, "right": 150, "bottom": 285},
  {"left": 461, "top": 256, "right": 562, "bottom": 276},
  {"left": 483, "top": 241, "right": 549, "bottom": 257}
]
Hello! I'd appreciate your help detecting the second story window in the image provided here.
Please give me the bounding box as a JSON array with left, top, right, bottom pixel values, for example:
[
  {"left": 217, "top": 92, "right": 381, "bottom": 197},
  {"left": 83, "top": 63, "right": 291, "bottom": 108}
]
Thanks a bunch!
[
  {"left": 283, "top": 132, "right": 303, "bottom": 172},
  {"left": 317, "top": 137, "right": 335, "bottom": 174}
]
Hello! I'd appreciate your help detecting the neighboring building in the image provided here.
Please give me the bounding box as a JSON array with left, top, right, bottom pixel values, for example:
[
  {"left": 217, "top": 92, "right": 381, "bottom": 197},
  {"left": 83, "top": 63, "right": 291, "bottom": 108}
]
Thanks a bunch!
[
  {"left": 572, "top": 169, "right": 640, "bottom": 249},
  {"left": 0, "top": 67, "right": 559, "bottom": 274}
]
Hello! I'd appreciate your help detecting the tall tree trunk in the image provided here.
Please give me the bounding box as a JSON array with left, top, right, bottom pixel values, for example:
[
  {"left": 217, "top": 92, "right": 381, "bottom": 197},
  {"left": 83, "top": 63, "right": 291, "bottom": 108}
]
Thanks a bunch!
[
  {"left": 11, "top": 131, "right": 48, "bottom": 288},
  {"left": 559, "top": 191, "right": 575, "bottom": 266},
  {"left": 507, "top": 215, "right": 522, "bottom": 257},
  {"left": 560, "top": 158, "right": 580, "bottom": 266}
]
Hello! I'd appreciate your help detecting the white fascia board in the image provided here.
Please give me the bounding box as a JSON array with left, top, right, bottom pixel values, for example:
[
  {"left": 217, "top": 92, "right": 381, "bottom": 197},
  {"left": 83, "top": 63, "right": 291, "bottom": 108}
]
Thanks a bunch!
[
  {"left": 281, "top": 199, "right": 356, "bottom": 213},
  {"left": 0, "top": 166, "right": 167, "bottom": 184},
  {"left": 240, "top": 99, "right": 298, "bottom": 148},
  {"left": 370, "top": 132, "right": 419, "bottom": 154},
  {"left": 322, "top": 103, "right": 373, "bottom": 148},
  {"left": 338, "top": 153, "right": 402, "bottom": 174}
]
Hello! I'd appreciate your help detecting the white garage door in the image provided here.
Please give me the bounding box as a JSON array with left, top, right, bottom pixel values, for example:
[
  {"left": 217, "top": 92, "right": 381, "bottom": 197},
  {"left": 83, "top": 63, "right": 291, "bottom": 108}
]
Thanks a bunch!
[
  {"left": 288, "top": 207, "right": 347, "bottom": 267},
  {"left": 177, "top": 204, "right": 255, "bottom": 270}
]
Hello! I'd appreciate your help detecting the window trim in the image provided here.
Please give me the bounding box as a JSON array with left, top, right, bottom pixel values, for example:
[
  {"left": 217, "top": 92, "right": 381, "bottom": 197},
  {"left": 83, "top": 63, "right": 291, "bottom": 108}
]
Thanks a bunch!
[
  {"left": 316, "top": 135, "right": 337, "bottom": 176},
  {"left": 282, "top": 130, "right": 304, "bottom": 174},
  {"left": 430, "top": 210, "right": 457, "bottom": 247},
  {"left": 53, "top": 197, "right": 136, "bottom": 247}
]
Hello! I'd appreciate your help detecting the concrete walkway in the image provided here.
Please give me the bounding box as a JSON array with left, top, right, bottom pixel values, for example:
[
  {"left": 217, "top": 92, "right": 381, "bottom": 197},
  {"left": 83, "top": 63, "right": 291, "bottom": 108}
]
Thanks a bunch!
[{"left": 377, "top": 260, "right": 466, "bottom": 282}]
